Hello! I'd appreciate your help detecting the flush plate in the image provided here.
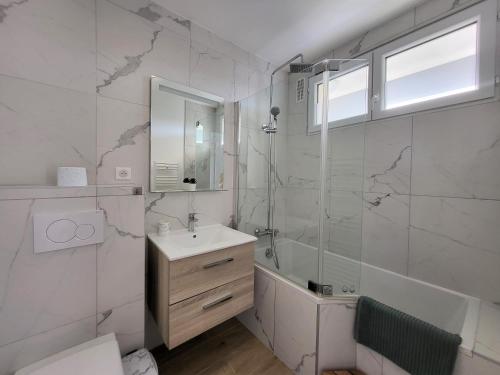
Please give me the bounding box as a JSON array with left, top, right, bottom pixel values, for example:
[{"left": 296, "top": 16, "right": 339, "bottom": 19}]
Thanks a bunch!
[{"left": 34, "top": 210, "right": 104, "bottom": 253}]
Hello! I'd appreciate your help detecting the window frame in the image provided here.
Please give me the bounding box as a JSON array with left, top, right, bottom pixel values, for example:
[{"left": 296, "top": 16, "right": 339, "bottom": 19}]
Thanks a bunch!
[
  {"left": 372, "top": 0, "right": 497, "bottom": 120},
  {"left": 307, "top": 54, "right": 372, "bottom": 134}
]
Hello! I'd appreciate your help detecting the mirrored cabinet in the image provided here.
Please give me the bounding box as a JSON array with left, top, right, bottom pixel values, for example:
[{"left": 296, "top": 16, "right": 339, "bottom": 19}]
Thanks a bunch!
[{"left": 150, "top": 77, "right": 225, "bottom": 192}]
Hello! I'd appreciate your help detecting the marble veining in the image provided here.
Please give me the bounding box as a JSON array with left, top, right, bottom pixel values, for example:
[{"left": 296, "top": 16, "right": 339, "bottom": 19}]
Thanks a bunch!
[
  {"left": 98, "top": 121, "right": 150, "bottom": 168},
  {"left": 0, "top": 0, "right": 29, "bottom": 24},
  {"left": 97, "top": 27, "right": 162, "bottom": 94},
  {"left": 0, "top": 199, "right": 34, "bottom": 313},
  {"left": 367, "top": 145, "right": 410, "bottom": 194}
]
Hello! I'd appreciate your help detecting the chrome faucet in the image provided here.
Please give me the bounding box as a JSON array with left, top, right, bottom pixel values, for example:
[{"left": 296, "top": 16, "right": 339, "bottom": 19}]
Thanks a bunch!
[{"left": 188, "top": 212, "right": 198, "bottom": 232}]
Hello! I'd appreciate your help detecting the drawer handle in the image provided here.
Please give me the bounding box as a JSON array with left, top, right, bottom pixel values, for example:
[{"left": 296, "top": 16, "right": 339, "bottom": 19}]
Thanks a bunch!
[
  {"left": 202, "top": 294, "right": 233, "bottom": 310},
  {"left": 203, "top": 257, "right": 234, "bottom": 269}
]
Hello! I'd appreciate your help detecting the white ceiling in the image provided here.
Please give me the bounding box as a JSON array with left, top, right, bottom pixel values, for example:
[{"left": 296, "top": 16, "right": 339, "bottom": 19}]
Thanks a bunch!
[{"left": 155, "top": 0, "right": 426, "bottom": 65}]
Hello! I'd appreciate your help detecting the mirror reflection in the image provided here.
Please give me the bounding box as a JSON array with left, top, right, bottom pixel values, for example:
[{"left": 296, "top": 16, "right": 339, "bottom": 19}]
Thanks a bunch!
[{"left": 150, "top": 77, "right": 225, "bottom": 192}]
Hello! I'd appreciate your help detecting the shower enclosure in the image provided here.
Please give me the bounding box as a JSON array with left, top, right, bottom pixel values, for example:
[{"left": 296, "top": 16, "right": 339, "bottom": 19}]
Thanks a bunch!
[{"left": 236, "top": 58, "right": 370, "bottom": 296}]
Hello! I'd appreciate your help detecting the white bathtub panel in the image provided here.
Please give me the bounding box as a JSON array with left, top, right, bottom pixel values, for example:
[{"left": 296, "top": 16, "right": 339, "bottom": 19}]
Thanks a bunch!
[
  {"left": 275, "top": 280, "right": 317, "bottom": 375},
  {"left": 317, "top": 303, "right": 357, "bottom": 374},
  {"left": 237, "top": 268, "right": 276, "bottom": 350},
  {"left": 382, "top": 358, "right": 410, "bottom": 375},
  {"left": 357, "top": 343, "right": 383, "bottom": 375}
]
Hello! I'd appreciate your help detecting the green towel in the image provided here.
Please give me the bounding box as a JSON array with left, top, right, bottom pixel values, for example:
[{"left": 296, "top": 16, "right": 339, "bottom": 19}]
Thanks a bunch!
[{"left": 354, "top": 296, "right": 462, "bottom": 375}]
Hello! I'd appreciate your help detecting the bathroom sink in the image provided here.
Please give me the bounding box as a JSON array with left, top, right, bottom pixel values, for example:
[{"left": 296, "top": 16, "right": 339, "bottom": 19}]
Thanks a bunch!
[{"left": 148, "top": 224, "right": 257, "bottom": 260}]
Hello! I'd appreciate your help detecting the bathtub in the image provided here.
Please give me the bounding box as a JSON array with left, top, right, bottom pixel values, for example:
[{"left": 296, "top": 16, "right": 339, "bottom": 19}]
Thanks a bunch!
[{"left": 254, "top": 238, "right": 480, "bottom": 355}]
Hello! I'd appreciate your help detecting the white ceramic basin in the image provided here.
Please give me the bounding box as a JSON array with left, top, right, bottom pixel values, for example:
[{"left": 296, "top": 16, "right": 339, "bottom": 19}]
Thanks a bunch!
[{"left": 148, "top": 224, "right": 257, "bottom": 260}]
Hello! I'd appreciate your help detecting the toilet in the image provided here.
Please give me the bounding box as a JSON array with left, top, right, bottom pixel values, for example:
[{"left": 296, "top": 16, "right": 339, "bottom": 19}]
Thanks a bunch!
[{"left": 14, "top": 334, "right": 125, "bottom": 375}]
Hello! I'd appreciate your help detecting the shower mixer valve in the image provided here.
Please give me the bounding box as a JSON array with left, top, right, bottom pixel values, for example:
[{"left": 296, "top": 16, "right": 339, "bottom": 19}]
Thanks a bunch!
[{"left": 254, "top": 228, "right": 279, "bottom": 237}]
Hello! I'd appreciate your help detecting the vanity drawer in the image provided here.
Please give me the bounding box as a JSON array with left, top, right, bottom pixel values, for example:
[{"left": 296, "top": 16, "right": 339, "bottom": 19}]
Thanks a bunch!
[
  {"left": 169, "top": 242, "right": 254, "bottom": 304},
  {"left": 168, "top": 275, "right": 254, "bottom": 348}
]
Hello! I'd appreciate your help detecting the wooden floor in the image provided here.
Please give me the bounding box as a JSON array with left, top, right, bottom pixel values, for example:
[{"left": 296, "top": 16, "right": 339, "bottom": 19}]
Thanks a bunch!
[{"left": 151, "top": 318, "right": 293, "bottom": 375}]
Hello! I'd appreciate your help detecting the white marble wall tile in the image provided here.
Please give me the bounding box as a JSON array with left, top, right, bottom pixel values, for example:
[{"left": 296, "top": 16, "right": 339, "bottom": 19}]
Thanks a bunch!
[
  {"left": 335, "top": 9, "right": 415, "bottom": 58},
  {"left": 190, "top": 23, "right": 249, "bottom": 65},
  {"left": 415, "top": 0, "right": 471, "bottom": 25},
  {"left": 97, "top": 298, "right": 145, "bottom": 355},
  {"left": 274, "top": 281, "right": 317, "bottom": 375},
  {"left": 496, "top": 1, "right": 500, "bottom": 76},
  {"left": 105, "top": 0, "right": 191, "bottom": 38},
  {"left": 245, "top": 85, "right": 270, "bottom": 131},
  {"left": 328, "top": 190, "right": 363, "bottom": 261},
  {"left": 409, "top": 196, "right": 500, "bottom": 301},
  {"left": 248, "top": 55, "right": 272, "bottom": 98},
  {"left": 97, "top": 0, "right": 190, "bottom": 105},
  {"left": 0, "top": 316, "right": 96, "bottom": 375},
  {"left": 0, "top": 198, "right": 97, "bottom": 347},
  {"left": 362, "top": 193, "right": 409, "bottom": 274},
  {"left": 189, "top": 41, "right": 236, "bottom": 101},
  {"left": 286, "top": 134, "right": 321, "bottom": 189},
  {"left": 145, "top": 192, "right": 189, "bottom": 234},
  {"left": 97, "top": 195, "right": 145, "bottom": 313},
  {"left": 364, "top": 118, "right": 412, "bottom": 195},
  {"left": 234, "top": 61, "right": 251, "bottom": 101},
  {"left": 0, "top": 0, "right": 96, "bottom": 94},
  {"left": 97, "top": 96, "right": 150, "bottom": 188},
  {"left": 287, "top": 113, "right": 308, "bottom": 137},
  {"left": 412, "top": 102, "right": 500, "bottom": 199},
  {"left": 356, "top": 343, "right": 383, "bottom": 375},
  {"left": 317, "top": 303, "right": 357, "bottom": 374},
  {"left": 188, "top": 190, "right": 234, "bottom": 227},
  {"left": 237, "top": 188, "right": 268, "bottom": 236},
  {"left": 284, "top": 187, "right": 320, "bottom": 248},
  {"left": 359, "top": 10, "right": 415, "bottom": 55},
  {"left": 237, "top": 268, "right": 276, "bottom": 351},
  {"left": 329, "top": 124, "right": 365, "bottom": 192},
  {"left": 238, "top": 127, "right": 271, "bottom": 189},
  {"left": 0, "top": 75, "right": 96, "bottom": 186}
]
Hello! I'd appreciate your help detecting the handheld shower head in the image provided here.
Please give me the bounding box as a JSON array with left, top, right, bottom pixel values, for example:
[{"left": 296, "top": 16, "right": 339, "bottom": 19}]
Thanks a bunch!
[{"left": 270, "top": 106, "right": 280, "bottom": 118}]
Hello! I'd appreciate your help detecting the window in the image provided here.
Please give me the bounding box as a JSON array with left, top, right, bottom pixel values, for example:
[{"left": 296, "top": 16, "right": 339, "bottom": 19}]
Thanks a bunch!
[
  {"left": 373, "top": 0, "right": 496, "bottom": 119},
  {"left": 308, "top": 57, "right": 370, "bottom": 133},
  {"left": 385, "top": 23, "right": 477, "bottom": 110}
]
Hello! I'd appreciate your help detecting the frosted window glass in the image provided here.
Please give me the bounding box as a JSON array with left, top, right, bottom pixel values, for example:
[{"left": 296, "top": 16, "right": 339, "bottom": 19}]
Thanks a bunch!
[
  {"left": 385, "top": 23, "right": 477, "bottom": 110},
  {"left": 316, "top": 65, "right": 369, "bottom": 126}
]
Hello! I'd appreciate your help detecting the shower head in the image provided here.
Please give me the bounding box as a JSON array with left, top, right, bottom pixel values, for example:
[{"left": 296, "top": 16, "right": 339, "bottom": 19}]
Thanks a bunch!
[{"left": 270, "top": 106, "right": 280, "bottom": 118}]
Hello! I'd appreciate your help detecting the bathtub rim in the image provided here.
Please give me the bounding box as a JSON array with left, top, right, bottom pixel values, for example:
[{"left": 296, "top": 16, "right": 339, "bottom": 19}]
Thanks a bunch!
[{"left": 254, "top": 261, "right": 479, "bottom": 356}]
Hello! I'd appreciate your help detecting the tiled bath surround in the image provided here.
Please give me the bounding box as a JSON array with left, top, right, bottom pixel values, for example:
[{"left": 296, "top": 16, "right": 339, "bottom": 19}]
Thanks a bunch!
[
  {"left": 237, "top": 0, "right": 500, "bottom": 374},
  {"left": 238, "top": 0, "right": 500, "bottom": 301}
]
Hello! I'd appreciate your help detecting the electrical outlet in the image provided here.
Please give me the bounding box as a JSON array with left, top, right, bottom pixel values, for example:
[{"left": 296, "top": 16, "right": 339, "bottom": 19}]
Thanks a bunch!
[{"left": 115, "top": 167, "right": 132, "bottom": 180}]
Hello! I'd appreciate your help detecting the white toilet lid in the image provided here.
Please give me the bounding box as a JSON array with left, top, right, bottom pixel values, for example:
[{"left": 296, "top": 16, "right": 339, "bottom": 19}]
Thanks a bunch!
[{"left": 15, "top": 334, "right": 125, "bottom": 375}]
